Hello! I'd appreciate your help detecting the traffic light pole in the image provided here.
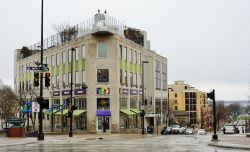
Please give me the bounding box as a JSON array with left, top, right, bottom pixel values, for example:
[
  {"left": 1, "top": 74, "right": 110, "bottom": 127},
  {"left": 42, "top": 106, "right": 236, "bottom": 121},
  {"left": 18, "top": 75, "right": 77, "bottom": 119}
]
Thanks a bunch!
[
  {"left": 207, "top": 89, "right": 218, "bottom": 141},
  {"left": 141, "top": 61, "right": 148, "bottom": 135},
  {"left": 69, "top": 47, "right": 75, "bottom": 137},
  {"left": 37, "top": 0, "right": 44, "bottom": 141}
]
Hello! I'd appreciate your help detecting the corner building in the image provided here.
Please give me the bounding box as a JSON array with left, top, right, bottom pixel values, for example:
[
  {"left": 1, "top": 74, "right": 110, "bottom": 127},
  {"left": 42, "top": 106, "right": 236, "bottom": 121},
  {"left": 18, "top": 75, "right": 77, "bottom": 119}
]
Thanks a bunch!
[{"left": 14, "top": 12, "right": 168, "bottom": 133}]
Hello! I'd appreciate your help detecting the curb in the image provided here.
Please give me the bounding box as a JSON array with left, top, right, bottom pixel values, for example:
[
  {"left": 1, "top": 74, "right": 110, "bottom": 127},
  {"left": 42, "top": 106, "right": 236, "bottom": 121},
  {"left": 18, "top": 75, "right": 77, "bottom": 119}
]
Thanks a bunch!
[
  {"left": 208, "top": 142, "right": 250, "bottom": 150},
  {"left": 0, "top": 141, "right": 37, "bottom": 147}
]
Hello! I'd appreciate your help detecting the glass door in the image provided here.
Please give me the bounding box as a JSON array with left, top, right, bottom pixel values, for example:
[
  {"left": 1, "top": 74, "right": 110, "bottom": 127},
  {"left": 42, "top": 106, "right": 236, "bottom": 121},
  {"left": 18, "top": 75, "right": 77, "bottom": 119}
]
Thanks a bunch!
[{"left": 96, "top": 116, "right": 110, "bottom": 132}]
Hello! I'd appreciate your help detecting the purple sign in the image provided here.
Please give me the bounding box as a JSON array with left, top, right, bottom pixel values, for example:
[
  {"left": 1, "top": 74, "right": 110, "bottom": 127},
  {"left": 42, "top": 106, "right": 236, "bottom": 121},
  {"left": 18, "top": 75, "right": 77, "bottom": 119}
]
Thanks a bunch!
[
  {"left": 62, "top": 90, "right": 71, "bottom": 96},
  {"left": 122, "top": 88, "right": 129, "bottom": 95},
  {"left": 74, "top": 89, "right": 87, "bottom": 95},
  {"left": 130, "top": 89, "right": 138, "bottom": 95},
  {"left": 53, "top": 91, "right": 60, "bottom": 96},
  {"left": 96, "top": 110, "right": 111, "bottom": 116}
]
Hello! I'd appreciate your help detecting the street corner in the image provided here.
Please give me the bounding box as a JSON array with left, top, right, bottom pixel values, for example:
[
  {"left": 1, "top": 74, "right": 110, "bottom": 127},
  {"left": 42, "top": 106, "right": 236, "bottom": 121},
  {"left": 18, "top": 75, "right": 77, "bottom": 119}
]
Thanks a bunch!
[{"left": 208, "top": 141, "right": 250, "bottom": 151}]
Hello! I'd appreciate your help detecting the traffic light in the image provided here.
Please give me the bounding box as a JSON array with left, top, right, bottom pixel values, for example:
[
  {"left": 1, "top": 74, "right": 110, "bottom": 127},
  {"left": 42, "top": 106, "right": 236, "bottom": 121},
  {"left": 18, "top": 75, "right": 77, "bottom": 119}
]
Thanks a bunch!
[
  {"left": 34, "top": 73, "right": 39, "bottom": 87},
  {"left": 207, "top": 90, "right": 215, "bottom": 100},
  {"left": 45, "top": 72, "right": 50, "bottom": 87},
  {"left": 43, "top": 99, "right": 49, "bottom": 109},
  {"left": 139, "top": 110, "right": 145, "bottom": 117}
]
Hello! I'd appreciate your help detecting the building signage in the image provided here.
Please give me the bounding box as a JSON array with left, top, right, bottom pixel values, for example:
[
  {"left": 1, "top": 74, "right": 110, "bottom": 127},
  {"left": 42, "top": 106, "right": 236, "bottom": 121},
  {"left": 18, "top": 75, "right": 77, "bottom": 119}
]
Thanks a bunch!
[
  {"left": 32, "top": 102, "right": 40, "bottom": 112},
  {"left": 62, "top": 90, "right": 71, "bottom": 96},
  {"left": 130, "top": 89, "right": 138, "bottom": 95},
  {"left": 122, "top": 88, "right": 129, "bottom": 95},
  {"left": 96, "top": 87, "right": 110, "bottom": 95},
  {"left": 75, "top": 89, "right": 87, "bottom": 95},
  {"left": 53, "top": 91, "right": 60, "bottom": 96}
]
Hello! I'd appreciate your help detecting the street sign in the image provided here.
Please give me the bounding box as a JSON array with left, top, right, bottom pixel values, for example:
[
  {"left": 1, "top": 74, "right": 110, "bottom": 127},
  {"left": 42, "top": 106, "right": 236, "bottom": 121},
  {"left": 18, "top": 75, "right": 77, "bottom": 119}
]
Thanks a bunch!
[
  {"left": 32, "top": 102, "right": 40, "bottom": 112},
  {"left": 27, "top": 66, "right": 49, "bottom": 72}
]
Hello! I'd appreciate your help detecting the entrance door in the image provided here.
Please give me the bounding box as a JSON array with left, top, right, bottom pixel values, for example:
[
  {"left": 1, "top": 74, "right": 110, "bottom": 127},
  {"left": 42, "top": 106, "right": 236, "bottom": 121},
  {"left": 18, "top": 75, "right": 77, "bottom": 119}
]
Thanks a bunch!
[{"left": 97, "top": 116, "right": 110, "bottom": 132}]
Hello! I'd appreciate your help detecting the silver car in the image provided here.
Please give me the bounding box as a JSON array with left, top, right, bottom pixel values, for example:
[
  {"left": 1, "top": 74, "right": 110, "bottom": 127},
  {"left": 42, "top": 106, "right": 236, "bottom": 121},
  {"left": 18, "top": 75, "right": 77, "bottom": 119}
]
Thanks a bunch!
[
  {"left": 197, "top": 129, "right": 207, "bottom": 135},
  {"left": 185, "top": 128, "right": 194, "bottom": 135}
]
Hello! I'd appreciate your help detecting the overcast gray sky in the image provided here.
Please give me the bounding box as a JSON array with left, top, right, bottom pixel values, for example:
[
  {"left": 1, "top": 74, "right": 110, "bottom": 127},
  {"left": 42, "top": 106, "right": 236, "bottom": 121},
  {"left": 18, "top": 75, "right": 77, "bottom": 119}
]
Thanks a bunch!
[{"left": 0, "top": 0, "right": 249, "bottom": 100}]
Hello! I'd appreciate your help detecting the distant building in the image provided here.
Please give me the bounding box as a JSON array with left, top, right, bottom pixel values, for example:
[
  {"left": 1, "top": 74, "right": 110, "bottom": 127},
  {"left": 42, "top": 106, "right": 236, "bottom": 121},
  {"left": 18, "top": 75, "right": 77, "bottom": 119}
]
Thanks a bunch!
[
  {"left": 14, "top": 12, "right": 168, "bottom": 133},
  {"left": 168, "top": 81, "right": 210, "bottom": 129}
]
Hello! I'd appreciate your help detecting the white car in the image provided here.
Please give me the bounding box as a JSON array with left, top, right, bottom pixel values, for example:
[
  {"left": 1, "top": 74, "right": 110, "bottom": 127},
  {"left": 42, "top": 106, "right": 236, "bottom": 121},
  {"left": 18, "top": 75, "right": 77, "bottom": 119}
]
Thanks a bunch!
[
  {"left": 185, "top": 128, "right": 194, "bottom": 135},
  {"left": 223, "top": 125, "right": 239, "bottom": 134},
  {"left": 197, "top": 129, "right": 206, "bottom": 135}
]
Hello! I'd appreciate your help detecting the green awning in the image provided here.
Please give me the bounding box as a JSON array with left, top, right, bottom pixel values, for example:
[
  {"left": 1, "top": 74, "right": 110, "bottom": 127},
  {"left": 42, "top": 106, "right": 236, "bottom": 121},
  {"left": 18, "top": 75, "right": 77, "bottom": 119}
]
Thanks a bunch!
[
  {"left": 55, "top": 109, "right": 68, "bottom": 115},
  {"left": 120, "top": 109, "right": 136, "bottom": 116},
  {"left": 73, "top": 110, "right": 86, "bottom": 116},
  {"left": 130, "top": 109, "right": 141, "bottom": 114},
  {"left": 43, "top": 109, "right": 58, "bottom": 115}
]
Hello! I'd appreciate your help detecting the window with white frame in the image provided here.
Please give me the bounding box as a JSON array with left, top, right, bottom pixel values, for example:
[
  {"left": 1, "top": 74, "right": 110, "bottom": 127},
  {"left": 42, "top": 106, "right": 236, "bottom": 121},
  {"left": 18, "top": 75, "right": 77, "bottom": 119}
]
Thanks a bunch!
[
  {"left": 130, "top": 49, "right": 132, "bottom": 62},
  {"left": 138, "top": 53, "right": 141, "bottom": 64},
  {"left": 68, "top": 49, "right": 72, "bottom": 62},
  {"left": 82, "top": 45, "right": 86, "bottom": 58},
  {"left": 133, "top": 73, "right": 137, "bottom": 86},
  {"left": 130, "top": 72, "right": 133, "bottom": 87},
  {"left": 63, "top": 74, "right": 66, "bottom": 86},
  {"left": 124, "top": 47, "right": 127, "bottom": 60},
  {"left": 51, "top": 55, "right": 55, "bottom": 66},
  {"left": 119, "top": 45, "right": 122, "bottom": 59},
  {"left": 68, "top": 72, "right": 72, "bottom": 84},
  {"left": 75, "top": 47, "right": 79, "bottom": 61},
  {"left": 62, "top": 51, "right": 66, "bottom": 63},
  {"left": 56, "top": 53, "right": 60, "bottom": 65},
  {"left": 82, "top": 71, "right": 86, "bottom": 83},
  {"left": 75, "top": 71, "right": 79, "bottom": 84},
  {"left": 133, "top": 51, "right": 137, "bottom": 63}
]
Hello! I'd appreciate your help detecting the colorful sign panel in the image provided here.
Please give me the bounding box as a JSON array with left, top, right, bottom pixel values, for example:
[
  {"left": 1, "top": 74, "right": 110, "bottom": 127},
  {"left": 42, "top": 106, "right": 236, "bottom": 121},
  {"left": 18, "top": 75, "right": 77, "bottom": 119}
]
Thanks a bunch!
[{"left": 96, "top": 87, "right": 110, "bottom": 95}]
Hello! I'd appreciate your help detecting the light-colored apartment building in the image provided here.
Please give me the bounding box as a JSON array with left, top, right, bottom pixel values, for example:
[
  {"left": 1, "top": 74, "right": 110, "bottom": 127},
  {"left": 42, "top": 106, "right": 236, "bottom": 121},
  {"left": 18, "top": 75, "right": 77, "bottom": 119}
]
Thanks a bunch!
[
  {"left": 14, "top": 12, "right": 168, "bottom": 133},
  {"left": 168, "top": 81, "right": 209, "bottom": 129}
]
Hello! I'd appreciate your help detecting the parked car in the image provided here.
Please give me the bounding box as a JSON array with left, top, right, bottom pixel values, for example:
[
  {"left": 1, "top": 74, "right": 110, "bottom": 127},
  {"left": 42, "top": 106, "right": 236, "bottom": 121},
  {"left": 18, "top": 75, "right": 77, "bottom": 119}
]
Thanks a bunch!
[
  {"left": 185, "top": 128, "right": 194, "bottom": 135},
  {"left": 223, "top": 125, "right": 239, "bottom": 134},
  {"left": 179, "top": 127, "right": 187, "bottom": 134},
  {"left": 170, "top": 125, "right": 181, "bottom": 134},
  {"left": 161, "top": 127, "right": 173, "bottom": 135},
  {"left": 197, "top": 129, "right": 207, "bottom": 135}
]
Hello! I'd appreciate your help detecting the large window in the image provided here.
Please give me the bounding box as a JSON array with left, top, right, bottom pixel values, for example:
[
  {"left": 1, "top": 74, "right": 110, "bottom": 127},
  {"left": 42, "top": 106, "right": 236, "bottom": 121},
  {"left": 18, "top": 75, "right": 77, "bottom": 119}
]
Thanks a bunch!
[
  {"left": 97, "top": 69, "right": 109, "bottom": 82},
  {"left": 162, "top": 63, "right": 167, "bottom": 90},
  {"left": 130, "top": 97, "right": 137, "bottom": 109},
  {"left": 155, "top": 60, "right": 161, "bottom": 89},
  {"left": 51, "top": 55, "right": 55, "bottom": 66},
  {"left": 75, "top": 98, "right": 87, "bottom": 110},
  {"left": 124, "top": 47, "right": 127, "bottom": 60},
  {"left": 119, "top": 45, "right": 122, "bottom": 59},
  {"left": 133, "top": 51, "right": 137, "bottom": 63},
  {"left": 98, "top": 43, "right": 108, "bottom": 57},
  {"left": 82, "top": 71, "right": 86, "bottom": 83},
  {"left": 62, "top": 51, "right": 66, "bottom": 63},
  {"left": 68, "top": 49, "right": 72, "bottom": 62},
  {"left": 75, "top": 48, "right": 79, "bottom": 61},
  {"left": 75, "top": 71, "right": 79, "bottom": 84},
  {"left": 56, "top": 53, "right": 60, "bottom": 65},
  {"left": 155, "top": 99, "right": 161, "bottom": 113},
  {"left": 82, "top": 45, "right": 86, "bottom": 58},
  {"left": 120, "top": 98, "right": 127, "bottom": 109},
  {"left": 97, "top": 98, "right": 110, "bottom": 110}
]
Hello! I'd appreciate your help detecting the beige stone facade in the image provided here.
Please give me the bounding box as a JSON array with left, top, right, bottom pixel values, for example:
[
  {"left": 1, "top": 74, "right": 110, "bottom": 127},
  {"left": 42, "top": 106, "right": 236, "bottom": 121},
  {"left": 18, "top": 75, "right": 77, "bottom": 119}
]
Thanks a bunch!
[{"left": 14, "top": 13, "right": 168, "bottom": 134}]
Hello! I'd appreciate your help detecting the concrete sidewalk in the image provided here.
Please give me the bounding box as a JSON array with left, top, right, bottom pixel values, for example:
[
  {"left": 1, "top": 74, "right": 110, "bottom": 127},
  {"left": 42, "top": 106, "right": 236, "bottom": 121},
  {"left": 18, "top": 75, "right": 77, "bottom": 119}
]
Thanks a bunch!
[{"left": 208, "top": 134, "right": 250, "bottom": 150}]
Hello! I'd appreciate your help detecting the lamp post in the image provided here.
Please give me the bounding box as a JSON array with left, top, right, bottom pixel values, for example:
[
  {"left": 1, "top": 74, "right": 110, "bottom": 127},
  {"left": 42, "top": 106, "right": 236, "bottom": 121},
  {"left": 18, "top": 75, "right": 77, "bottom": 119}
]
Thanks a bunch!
[
  {"left": 141, "top": 61, "right": 148, "bottom": 135},
  {"left": 167, "top": 88, "right": 173, "bottom": 127},
  {"left": 37, "top": 0, "right": 44, "bottom": 141},
  {"left": 69, "top": 47, "right": 75, "bottom": 137}
]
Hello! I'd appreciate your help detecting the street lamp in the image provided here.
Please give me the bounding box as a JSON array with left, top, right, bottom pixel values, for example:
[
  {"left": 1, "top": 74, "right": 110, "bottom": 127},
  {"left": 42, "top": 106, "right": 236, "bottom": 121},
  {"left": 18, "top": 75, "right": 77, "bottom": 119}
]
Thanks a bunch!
[
  {"left": 37, "top": 0, "right": 44, "bottom": 141},
  {"left": 167, "top": 88, "right": 173, "bottom": 127},
  {"left": 69, "top": 47, "right": 75, "bottom": 137},
  {"left": 141, "top": 61, "right": 149, "bottom": 135}
]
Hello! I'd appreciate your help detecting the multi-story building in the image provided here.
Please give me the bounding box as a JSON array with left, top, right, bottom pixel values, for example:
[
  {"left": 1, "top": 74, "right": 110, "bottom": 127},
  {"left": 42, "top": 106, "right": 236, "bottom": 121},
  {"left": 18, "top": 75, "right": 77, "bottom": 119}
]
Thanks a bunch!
[
  {"left": 168, "top": 81, "right": 209, "bottom": 129},
  {"left": 14, "top": 12, "right": 168, "bottom": 133}
]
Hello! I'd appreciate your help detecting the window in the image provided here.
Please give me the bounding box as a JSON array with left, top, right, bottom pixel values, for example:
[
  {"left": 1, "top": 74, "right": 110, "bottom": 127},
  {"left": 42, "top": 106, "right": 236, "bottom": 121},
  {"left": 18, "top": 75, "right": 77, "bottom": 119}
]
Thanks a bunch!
[
  {"left": 175, "top": 106, "right": 178, "bottom": 111},
  {"left": 68, "top": 72, "right": 72, "bottom": 84},
  {"left": 130, "top": 49, "right": 133, "bottom": 62},
  {"left": 68, "top": 49, "right": 72, "bottom": 62},
  {"left": 120, "top": 98, "right": 127, "bottom": 109},
  {"left": 75, "top": 47, "right": 79, "bottom": 61},
  {"left": 155, "top": 99, "right": 161, "bottom": 113},
  {"left": 62, "top": 51, "right": 66, "bottom": 63},
  {"left": 119, "top": 45, "right": 122, "bottom": 59},
  {"left": 175, "top": 93, "right": 177, "bottom": 98},
  {"left": 133, "top": 73, "right": 137, "bottom": 86},
  {"left": 155, "top": 60, "right": 161, "bottom": 89},
  {"left": 76, "top": 98, "right": 87, "bottom": 110},
  {"left": 97, "top": 69, "right": 109, "bottom": 82},
  {"left": 133, "top": 51, "right": 137, "bottom": 63},
  {"left": 124, "top": 47, "right": 127, "bottom": 60},
  {"left": 130, "top": 72, "right": 133, "bottom": 87},
  {"left": 162, "top": 63, "right": 167, "bottom": 90},
  {"left": 56, "top": 75, "right": 59, "bottom": 88},
  {"left": 82, "top": 71, "right": 86, "bottom": 83},
  {"left": 98, "top": 43, "right": 108, "bottom": 57},
  {"left": 51, "top": 55, "right": 55, "bottom": 66},
  {"left": 124, "top": 71, "right": 127, "bottom": 85},
  {"left": 56, "top": 53, "right": 60, "bottom": 65},
  {"left": 63, "top": 74, "right": 66, "bottom": 87},
  {"left": 138, "top": 53, "right": 141, "bottom": 64},
  {"left": 130, "top": 97, "right": 137, "bottom": 109},
  {"left": 75, "top": 71, "right": 79, "bottom": 84},
  {"left": 82, "top": 45, "right": 86, "bottom": 58},
  {"left": 97, "top": 98, "right": 110, "bottom": 110},
  {"left": 120, "top": 70, "right": 123, "bottom": 84},
  {"left": 175, "top": 100, "right": 178, "bottom": 104},
  {"left": 138, "top": 74, "right": 141, "bottom": 88}
]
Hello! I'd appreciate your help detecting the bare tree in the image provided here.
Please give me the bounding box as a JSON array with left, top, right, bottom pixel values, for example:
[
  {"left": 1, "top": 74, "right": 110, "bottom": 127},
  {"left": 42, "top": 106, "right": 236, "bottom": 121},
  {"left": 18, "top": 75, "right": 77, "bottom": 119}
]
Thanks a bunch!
[
  {"left": 53, "top": 23, "right": 78, "bottom": 44},
  {"left": 0, "top": 86, "right": 19, "bottom": 120}
]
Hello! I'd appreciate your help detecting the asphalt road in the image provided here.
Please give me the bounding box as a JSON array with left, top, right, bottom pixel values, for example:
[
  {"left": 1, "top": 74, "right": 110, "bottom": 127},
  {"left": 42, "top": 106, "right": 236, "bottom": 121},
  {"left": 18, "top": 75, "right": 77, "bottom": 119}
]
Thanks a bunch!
[{"left": 0, "top": 134, "right": 248, "bottom": 152}]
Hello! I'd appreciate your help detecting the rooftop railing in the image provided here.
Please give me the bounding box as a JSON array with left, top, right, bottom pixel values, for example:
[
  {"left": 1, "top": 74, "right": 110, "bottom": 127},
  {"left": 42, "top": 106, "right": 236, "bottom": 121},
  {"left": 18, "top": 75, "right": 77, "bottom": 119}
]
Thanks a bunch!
[{"left": 28, "top": 13, "right": 126, "bottom": 51}]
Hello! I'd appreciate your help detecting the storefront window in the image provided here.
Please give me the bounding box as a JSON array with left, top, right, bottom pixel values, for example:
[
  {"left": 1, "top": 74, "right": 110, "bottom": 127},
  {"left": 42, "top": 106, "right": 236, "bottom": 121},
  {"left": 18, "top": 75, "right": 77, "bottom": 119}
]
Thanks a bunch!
[{"left": 97, "top": 98, "right": 110, "bottom": 110}]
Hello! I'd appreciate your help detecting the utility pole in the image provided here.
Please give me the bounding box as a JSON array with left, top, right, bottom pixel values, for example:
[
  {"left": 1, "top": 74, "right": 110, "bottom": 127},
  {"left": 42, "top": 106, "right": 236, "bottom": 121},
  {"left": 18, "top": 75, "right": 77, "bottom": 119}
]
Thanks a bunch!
[
  {"left": 37, "top": 0, "right": 44, "bottom": 141},
  {"left": 69, "top": 47, "right": 75, "bottom": 137},
  {"left": 141, "top": 61, "right": 148, "bottom": 135},
  {"left": 207, "top": 89, "right": 218, "bottom": 141}
]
